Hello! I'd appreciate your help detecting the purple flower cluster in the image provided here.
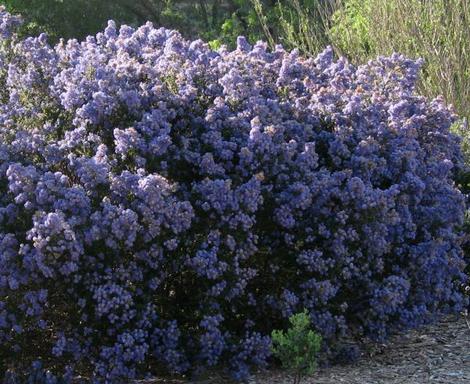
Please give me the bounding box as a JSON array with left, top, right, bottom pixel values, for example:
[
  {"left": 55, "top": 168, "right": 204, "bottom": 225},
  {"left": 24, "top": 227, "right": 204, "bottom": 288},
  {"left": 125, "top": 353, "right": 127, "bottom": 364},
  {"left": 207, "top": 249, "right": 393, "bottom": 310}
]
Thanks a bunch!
[{"left": 0, "top": 6, "right": 467, "bottom": 382}]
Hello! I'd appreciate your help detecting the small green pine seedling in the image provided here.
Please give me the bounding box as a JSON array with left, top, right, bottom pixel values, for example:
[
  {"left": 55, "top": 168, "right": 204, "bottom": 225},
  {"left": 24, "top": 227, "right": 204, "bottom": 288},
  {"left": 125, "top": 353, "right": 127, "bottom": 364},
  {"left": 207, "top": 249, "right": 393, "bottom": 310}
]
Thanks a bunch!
[{"left": 271, "top": 310, "right": 322, "bottom": 384}]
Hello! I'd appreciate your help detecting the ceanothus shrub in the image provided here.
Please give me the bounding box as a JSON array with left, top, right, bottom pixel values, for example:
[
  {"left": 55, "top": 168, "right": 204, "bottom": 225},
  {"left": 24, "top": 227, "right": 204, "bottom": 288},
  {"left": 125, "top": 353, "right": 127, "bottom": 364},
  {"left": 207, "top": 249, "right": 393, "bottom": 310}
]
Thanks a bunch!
[{"left": 0, "top": 7, "right": 467, "bottom": 382}]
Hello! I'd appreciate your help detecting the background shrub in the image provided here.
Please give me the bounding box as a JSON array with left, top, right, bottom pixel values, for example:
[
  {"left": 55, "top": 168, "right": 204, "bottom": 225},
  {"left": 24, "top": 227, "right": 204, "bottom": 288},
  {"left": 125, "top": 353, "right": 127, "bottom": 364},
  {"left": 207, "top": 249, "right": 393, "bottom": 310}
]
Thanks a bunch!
[
  {"left": 2, "top": 0, "right": 343, "bottom": 55},
  {"left": 0, "top": 8, "right": 467, "bottom": 382},
  {"left": 2, "top": 0, "right": 261, "bottom": 43},
  {"left": 1, "top": 0, "right": 334, "bottom": 48}
]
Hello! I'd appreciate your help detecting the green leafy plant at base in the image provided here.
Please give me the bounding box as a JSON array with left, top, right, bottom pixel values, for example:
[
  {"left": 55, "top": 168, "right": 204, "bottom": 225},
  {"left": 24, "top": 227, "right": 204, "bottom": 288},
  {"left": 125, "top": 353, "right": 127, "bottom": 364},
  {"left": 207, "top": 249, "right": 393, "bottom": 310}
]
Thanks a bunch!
[{"left": 271, "top": 310, "right": 322, "bottom": 384}]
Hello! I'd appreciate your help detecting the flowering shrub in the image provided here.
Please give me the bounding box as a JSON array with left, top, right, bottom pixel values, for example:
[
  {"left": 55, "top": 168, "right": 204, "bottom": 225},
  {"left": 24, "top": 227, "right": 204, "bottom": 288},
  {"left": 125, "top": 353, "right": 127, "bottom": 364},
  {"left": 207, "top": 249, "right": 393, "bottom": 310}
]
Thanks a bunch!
[{"left": 0, "top": 7, "right": 467, "bottom": 382}]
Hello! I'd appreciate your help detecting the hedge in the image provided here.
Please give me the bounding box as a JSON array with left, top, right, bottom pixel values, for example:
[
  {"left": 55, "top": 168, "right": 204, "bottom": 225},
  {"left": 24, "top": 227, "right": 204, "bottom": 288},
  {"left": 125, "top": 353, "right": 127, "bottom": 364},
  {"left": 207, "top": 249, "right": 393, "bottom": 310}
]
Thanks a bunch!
[{"left": 0, "top": 7, "right": 467, "bottom": 382}]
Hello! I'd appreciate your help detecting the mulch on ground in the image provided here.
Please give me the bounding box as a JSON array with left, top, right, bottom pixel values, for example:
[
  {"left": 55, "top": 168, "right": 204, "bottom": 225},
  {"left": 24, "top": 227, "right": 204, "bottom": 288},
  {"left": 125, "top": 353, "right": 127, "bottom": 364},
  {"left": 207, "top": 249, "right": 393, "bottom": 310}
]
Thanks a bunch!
[{"left": 251, "top": 314, "right": 470, "bottom": 384}]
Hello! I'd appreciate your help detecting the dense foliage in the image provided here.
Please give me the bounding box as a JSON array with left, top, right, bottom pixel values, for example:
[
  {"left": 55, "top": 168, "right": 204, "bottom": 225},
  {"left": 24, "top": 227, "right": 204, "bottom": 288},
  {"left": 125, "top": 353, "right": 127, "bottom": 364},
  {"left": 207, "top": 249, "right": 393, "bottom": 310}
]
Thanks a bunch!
[{"left": 0, "top": 7, "right": 467, "bottom": 382}]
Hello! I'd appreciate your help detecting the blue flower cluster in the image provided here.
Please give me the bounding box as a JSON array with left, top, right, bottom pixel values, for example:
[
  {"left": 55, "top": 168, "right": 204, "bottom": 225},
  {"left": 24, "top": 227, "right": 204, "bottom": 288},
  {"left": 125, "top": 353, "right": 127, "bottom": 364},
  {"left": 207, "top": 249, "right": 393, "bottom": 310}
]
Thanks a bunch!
[{"left": 0, "top": 7, "right": 467, "bottom": 382}]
